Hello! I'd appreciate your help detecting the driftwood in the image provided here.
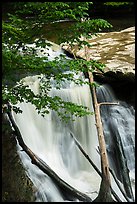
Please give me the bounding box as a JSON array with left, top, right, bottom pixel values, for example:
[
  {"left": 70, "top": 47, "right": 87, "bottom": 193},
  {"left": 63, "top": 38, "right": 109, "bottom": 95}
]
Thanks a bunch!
[
  {"left": 70, "top": 132, "right": 123, "bottom": 202},
  {"left": 6, "top": 103, "right": 92, "bottom": 202},
  {"left": 6, "top": 71, "right": 134, "bottom": 202},
  {"left": 88, "top": 72, "right": 114, "bottom": 202},
  {"left": 70, "top": 132, "right": 101, "bottom": 177},
  {"left": 96, "top": 147, "right": 132, "bottom": 202},
  {"left": 88, "top": 72, "right": 134, "bottom": 202},
  {"left": 62, "top": 46, "right": 134, "bottom": 202}
]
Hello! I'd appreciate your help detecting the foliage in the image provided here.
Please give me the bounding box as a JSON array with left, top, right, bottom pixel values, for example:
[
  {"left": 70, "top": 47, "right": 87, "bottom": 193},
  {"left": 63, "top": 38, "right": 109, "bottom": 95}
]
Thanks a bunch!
[
  {"left": 59, "top": 19, "right": 112, "bottom": 46},
  {"left": 103, "top": 2, "right": 133, "bottom": 7},
  {"left": 2, "top": 2, "right": 112, "bottom": 121}
]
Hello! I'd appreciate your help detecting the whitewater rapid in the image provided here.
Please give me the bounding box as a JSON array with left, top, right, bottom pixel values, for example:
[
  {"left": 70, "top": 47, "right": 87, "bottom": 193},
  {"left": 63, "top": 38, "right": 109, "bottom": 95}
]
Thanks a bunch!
[
  {"left": 12, "top": 73, "right": 102, "bottom": 201},
  {"left": 10, "top": 41, "right": 135, "bottom": 202}
]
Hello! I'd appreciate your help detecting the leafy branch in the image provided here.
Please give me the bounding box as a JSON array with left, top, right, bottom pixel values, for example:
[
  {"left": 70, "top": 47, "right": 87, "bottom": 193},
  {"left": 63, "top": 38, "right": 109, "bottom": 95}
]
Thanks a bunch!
[{"left": 2, "top": 2, "right": 112, "bottom": 121}]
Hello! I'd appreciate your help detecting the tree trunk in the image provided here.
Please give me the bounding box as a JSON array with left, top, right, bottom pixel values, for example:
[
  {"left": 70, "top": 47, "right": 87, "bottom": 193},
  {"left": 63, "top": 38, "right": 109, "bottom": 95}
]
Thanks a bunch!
[
  {"left": 6, "top": 103, "right": 92, "bottom": 202},
  {"left": 70, "top": 132, "right": 124, "bottom": 202},
  {"left": 88, "top": 72, "right": 114, "bottom": 202},
  {"left": 93, "top": 179, "right": 114, "bottom": 202}
]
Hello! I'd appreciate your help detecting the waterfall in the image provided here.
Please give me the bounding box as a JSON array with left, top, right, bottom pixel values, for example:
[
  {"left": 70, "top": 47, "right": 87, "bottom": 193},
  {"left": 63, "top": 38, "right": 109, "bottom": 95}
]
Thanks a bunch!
[
  {"left": 12, "top": 73, "right": 102, "bottom": 202},
  {"left": 96, "top": 84, "right": 135, "bottom": 201},
  {"left": 10, "top": 43, "right": 135, "bottom": 202}
]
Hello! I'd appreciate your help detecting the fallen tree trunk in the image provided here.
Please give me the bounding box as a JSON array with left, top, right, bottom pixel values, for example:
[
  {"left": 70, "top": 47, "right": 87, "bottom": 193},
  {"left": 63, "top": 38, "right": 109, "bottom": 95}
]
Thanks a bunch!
[
  {"left": 88, "top": 72, "right": 134, "bottom": 202},
  {"left": 88, "top": 72, "right": 114, "bottom": 202},
  {"left": 6, "top": 103, "right": 92, "bottom": 202},
  {"left": 70, "top": 131, "right": 134, "bottom": 202},
  {"left": 62, "top": 45, "right": 134, "bottom": 202}
]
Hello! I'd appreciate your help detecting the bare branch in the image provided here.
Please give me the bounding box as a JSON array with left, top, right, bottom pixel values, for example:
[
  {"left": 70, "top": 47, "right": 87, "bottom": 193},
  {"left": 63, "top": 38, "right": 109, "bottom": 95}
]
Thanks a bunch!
[
  {"left": 98, "top": 102, "right": 119, "bottom": 107},
  {"left": 70, "top": 132, "right": 122, "bottom": 202},
  {"left": 6, "top": 103, "right": 92, "bottom": 202},
  {"left": 88, "top": 72, "right": 113, "bottom": 202}
]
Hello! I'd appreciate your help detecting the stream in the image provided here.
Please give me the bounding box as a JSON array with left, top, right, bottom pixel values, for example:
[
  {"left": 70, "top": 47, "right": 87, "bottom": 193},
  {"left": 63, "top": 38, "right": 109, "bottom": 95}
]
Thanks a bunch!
[{"left": 11, "top": 29, "right": 135, "bottom": 201}]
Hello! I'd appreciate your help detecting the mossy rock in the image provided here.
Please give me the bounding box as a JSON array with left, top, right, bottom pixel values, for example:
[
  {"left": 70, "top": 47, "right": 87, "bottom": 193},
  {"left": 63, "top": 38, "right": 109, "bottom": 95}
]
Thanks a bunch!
[{"left": 2, "top": 114, "right": 36, "bottom": 202}]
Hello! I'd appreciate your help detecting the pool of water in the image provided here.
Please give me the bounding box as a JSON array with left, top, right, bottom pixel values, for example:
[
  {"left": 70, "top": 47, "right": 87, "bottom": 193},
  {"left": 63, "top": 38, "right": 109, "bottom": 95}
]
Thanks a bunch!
[{"left": 40, "top": 15, "right": 135, "bottom": 44}]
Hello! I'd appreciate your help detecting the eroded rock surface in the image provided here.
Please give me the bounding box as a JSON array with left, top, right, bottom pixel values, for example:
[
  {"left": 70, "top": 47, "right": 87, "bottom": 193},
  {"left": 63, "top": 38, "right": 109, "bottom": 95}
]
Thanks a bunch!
[
  {"left": 2, "top": 114, "right": 36, "bottom": 202},
  {"left": 62, "top": 27, "right": 135, "bottom": 74}
]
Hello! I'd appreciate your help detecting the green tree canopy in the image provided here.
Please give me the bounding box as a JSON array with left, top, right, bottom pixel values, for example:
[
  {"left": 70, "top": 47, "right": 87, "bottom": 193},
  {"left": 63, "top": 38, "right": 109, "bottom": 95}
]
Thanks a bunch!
[{"left": 2, "top": 2, "right": 112, "bottom": 121}]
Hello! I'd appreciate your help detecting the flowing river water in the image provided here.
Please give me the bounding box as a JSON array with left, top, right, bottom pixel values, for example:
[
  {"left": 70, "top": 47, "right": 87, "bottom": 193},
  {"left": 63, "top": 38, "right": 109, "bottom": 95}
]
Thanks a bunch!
[{"left": 9, "top": 21, "right": 135, "bottom": 202}]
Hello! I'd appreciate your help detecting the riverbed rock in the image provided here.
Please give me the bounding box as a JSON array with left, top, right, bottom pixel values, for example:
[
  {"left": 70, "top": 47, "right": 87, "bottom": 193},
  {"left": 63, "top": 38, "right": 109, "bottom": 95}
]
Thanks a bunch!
[
  {"left": 62, "top": 27, "right": 135, "bottom": 107},
  {"left": 62, "top": 27, "right": 135, "bottom": 75},
  {"left": 2, "top": 114, "right": 36, "bottom": 202}
]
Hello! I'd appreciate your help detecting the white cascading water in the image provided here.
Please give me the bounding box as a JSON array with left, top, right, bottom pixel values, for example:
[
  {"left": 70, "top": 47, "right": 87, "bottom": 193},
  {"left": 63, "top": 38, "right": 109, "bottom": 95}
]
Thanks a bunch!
[
  {"left": 11, "top": 43, "right": 135, "bottom": 202},
  {"left": 96, "top": 84, "right": 135, "bottom": 201},
  {"left": 12, "top": 73, "right": 102, "bottom": 202}
]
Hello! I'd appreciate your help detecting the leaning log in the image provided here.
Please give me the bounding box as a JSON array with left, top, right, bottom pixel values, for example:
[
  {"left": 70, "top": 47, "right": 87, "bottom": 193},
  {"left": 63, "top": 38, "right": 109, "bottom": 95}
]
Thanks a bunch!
[
  {"left": 89, "top": 72, "right": 134, "bottom": 202},
  {"left": 6, "top": 103, "right": 92, "bottom": 202},
  {"left": 88, "top": 72, "right": 114, "bottom": 202},
  {"left": 70, "top": 132, "right": 126, "bottom": 202}
]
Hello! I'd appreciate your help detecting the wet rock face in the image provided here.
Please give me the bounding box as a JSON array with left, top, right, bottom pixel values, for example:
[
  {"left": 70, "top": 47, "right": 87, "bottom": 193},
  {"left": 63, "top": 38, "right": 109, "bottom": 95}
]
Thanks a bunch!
[
  {"left": 93, "top": 71, "right": 135, "bottom": 107},
  {"left": 2, "top": 114, "right": 35, "bottom": 202},
  {"left": 62, "top": 27, "right": 135, "bottom": 106},
  {"left": 90, "top": 27, "right": 135, "bottom": 74},
  {"left": 62, "top": 27, "right": 135, "bottom": 74}
]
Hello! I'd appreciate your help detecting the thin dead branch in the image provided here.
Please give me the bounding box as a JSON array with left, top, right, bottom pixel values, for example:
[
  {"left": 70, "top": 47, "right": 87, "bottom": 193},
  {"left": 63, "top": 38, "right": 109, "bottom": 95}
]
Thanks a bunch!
[
  {"left": 70, "top": 131, "right": 122, "bottom": 202},
  {"left": 6, "top": 103, "right": 92, "bottom": 202}
]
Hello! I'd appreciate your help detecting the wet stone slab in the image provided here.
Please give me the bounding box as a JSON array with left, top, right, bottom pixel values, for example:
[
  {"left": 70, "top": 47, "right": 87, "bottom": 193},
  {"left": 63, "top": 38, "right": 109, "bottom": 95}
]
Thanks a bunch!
[{"left": 62, "top": 27, "right": 135, "bottom": 74}]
